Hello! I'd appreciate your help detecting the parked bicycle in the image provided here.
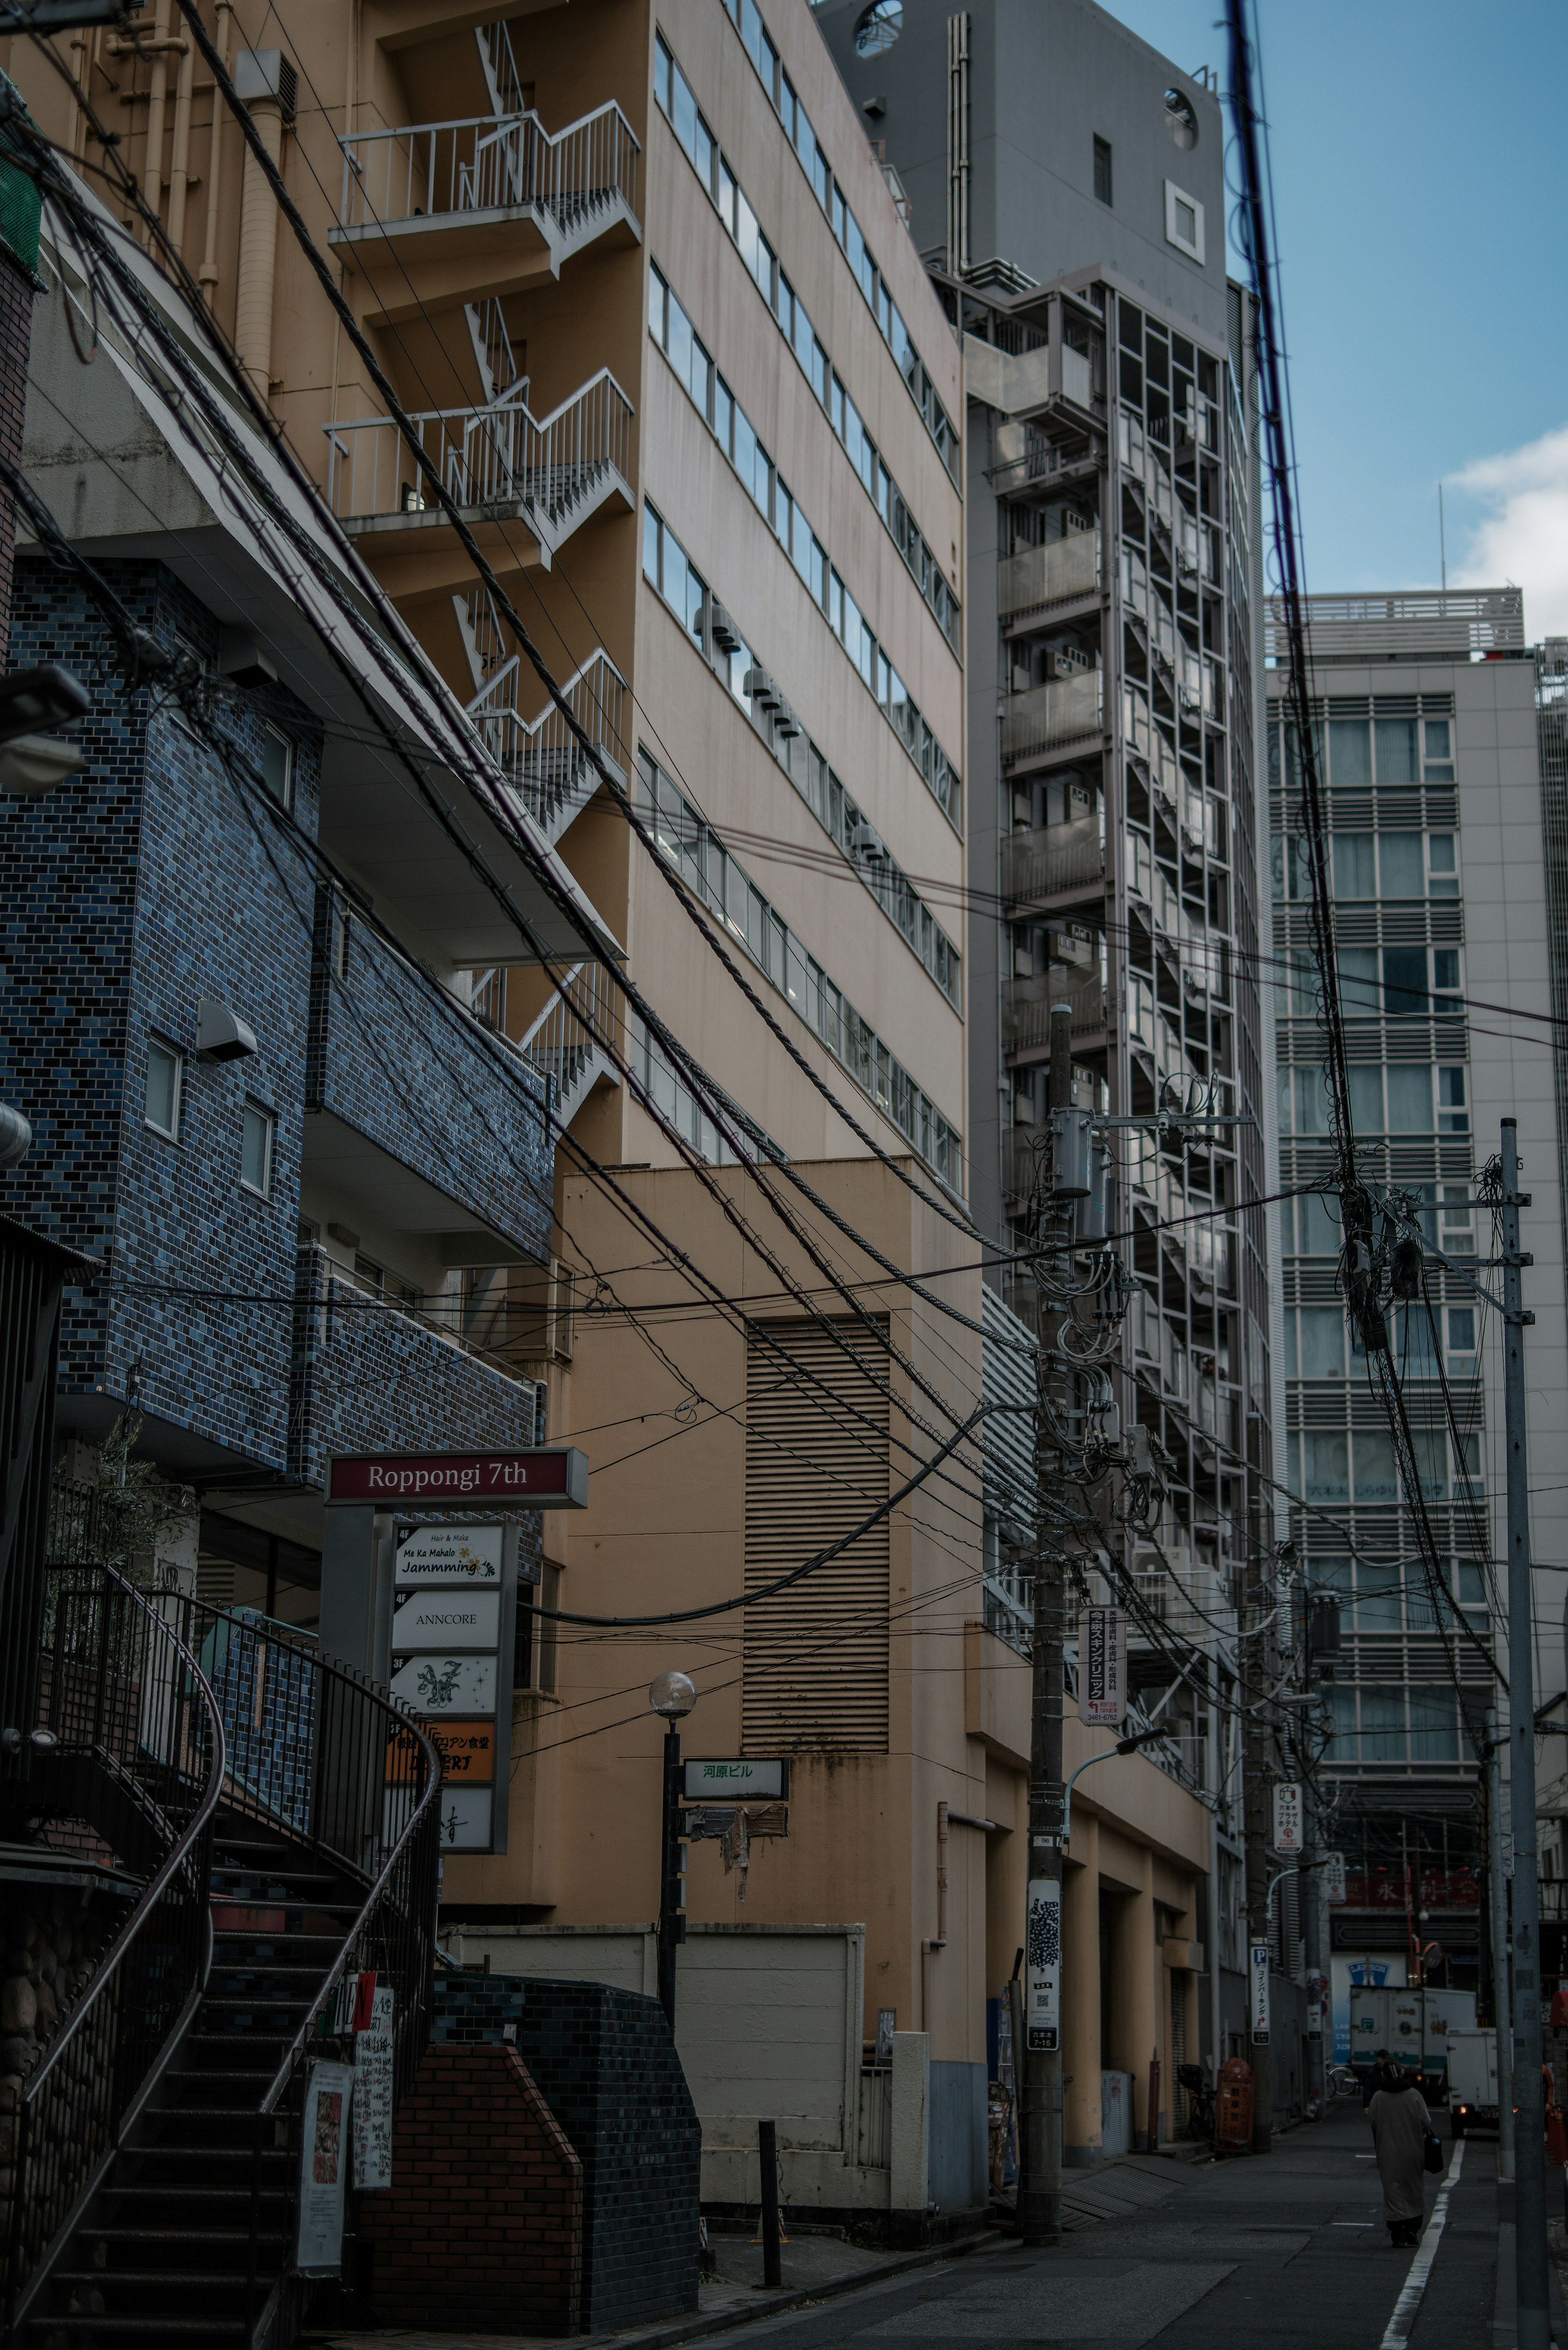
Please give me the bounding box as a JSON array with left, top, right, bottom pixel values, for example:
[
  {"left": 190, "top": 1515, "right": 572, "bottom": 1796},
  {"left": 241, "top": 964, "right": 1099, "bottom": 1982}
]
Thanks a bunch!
[{"left": 1178, "top": 2062, "right": 1216, "bottom": 2141}]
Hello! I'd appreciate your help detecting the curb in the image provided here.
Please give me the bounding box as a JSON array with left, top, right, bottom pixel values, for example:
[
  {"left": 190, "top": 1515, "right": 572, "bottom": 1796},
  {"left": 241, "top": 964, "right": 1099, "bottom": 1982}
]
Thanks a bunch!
[{"left": 591, "top": 2229, "right": 1003, "bottom": 2350}]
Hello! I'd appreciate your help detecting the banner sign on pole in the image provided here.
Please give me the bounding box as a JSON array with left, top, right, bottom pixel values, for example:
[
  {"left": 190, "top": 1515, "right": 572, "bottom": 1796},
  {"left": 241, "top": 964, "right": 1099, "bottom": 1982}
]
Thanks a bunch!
[
  {"left": 1272, "top": 1781, "right": 1303, "bottom": 1855},
  {"left": 353, "top": 1987, "right": 395, "bottom": 2192},
  {"left": 1249, "top": 1942, "right": 1271, "bottom": 2045},
  {"left": 1026, "top": 1877, "right": 1062, "bottom": 2052},
  {"left": 1078, "top": 1608, "right": 1126, "bottom": 1727},
  {"left": 1324, "top": 1851, "right": 1347, "bottom": 1905},
  {"left": 297, "top": 2060, "right": 354, "bottom": 2274}
]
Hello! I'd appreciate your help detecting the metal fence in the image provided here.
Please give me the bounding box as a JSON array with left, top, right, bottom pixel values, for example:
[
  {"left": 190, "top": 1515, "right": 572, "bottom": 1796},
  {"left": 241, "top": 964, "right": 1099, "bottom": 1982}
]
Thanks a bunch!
[
  {"left": 338, "top": 100, "right": 639, "bottom": 235},
  {"left": 326, "top": 368, "right": 633, "bottom": 532},
  {"left": 471, "top": 646, "right": 627, "bottom": 834},
  {"left": 517, "top": 962, "right": 613, "bottom": 1121}
]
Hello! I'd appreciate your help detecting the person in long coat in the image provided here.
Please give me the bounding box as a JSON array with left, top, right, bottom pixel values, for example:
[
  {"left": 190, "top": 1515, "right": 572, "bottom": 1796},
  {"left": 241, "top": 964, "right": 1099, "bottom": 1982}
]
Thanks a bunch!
[{"left": 1368, "top": 2069, "right": 1431, "bottom": 2247}]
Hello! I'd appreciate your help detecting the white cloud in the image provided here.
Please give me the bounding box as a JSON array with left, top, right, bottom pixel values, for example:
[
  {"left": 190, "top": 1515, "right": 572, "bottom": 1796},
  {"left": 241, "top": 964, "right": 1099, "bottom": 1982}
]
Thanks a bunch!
[{"left": 1451, "top": 423, "right": 1568, "bottom": 639}]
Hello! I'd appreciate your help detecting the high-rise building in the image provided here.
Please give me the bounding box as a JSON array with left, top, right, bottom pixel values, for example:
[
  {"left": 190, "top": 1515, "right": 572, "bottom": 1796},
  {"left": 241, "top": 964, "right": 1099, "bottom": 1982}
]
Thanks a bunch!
[
  {"left": 818, "top": 0, "right": 1276, "bottom": 2137},
  {"left": 1266, "top": 589, "right": 1568, "bottom": 2048}
]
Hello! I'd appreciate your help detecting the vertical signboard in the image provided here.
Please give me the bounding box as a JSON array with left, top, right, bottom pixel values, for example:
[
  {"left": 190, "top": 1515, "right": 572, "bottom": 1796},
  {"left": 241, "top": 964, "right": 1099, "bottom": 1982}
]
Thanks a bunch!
[
  {"left": 1249, "top": 1942, "right": 1271, "bottom": 2045},
  {"left": 1078, "top": 1608, "right": 1126, "bottom": 1727},
  {"left": 389, "top": 1521, "right": 521, "bottom": 1854},
  {"left": 353, "top": 1985, "right": 395, "bottom": 2192},
  {"left": 1026, "top": 1877, "right": 1062, "bottom": 2051},
  {"left": 1271, "top": 1782, "right": 1303, "bottom": 1855},
  {"left": 1324, "top": 1851, "right": 1347, "bottom": 1905},
  {"left": 297, "top": 2060, "right": 355, "bottom": 2274}
]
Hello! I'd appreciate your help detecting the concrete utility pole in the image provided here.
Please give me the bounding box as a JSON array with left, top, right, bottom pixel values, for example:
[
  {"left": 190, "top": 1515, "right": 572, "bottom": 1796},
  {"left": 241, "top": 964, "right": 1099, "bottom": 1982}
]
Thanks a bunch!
[
  {"left": 1241, "top": 1545, "right": 1274, "bottom": 2152},
  {"left": 1500, "top": 1119, "right": 1548, "bottom": 2348},
  {"left": 1019, "top": 999, "right": 1074, "bottom": 2247},
  {"left": 1301, "top": 1773, "right": 1323, "bottom": 2112},
  {"left": 1486, "top": 1705, "right": 1516, "bottom": 2182}
]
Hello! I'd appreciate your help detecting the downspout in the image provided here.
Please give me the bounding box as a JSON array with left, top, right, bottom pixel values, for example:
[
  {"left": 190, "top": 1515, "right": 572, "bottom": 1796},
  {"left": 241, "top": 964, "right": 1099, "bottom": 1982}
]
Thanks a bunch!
[
  {"left": 197, "top": 0, "right": 233, "bottom": 305},
  {"left": 920, "top": 1799, "right": 950, "bottom": 2030},
  {"left": 141, "top": 0, "right": 173, "bottom": 239},
  {"left": 165, "top": 12, "right": 196, "bottom": 254},
  {"left": 234, "top": 74, "right": 283, "bottom": 399}
]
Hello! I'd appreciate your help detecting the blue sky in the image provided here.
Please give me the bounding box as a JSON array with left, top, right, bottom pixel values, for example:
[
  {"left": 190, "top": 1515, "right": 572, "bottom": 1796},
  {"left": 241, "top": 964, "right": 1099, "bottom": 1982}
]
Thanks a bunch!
[{"left": 1109, "top": 0, "right": 1568, "bottom": 633}]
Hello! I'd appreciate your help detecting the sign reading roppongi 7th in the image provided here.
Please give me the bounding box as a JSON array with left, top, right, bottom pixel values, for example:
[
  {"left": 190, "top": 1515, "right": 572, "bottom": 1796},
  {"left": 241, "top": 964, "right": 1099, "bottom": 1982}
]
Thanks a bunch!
[{"left": 327, "top": 1447, "right": 589, "bottom": 1507}]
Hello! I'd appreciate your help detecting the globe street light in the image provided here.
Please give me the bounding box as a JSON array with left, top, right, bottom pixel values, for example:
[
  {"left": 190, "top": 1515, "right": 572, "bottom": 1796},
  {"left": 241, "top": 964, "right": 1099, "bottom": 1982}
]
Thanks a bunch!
[{"left": 649, "top": 1672, "right": 697, "bottom": 2025}]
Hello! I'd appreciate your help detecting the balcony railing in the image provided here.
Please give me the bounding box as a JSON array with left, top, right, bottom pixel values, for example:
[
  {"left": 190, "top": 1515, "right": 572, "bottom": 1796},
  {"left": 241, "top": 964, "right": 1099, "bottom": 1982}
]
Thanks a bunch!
[
  {"left": 517, "top": 961, "right": 615, "bottom": 1128},
  {"left": 1002, "top": 969, "right": 1105, "bottom": 1051},
  {"left": 1001, "top": 815, "right": 1103, "bottom": 903},
  {"left": 1000, "top": 670, "right": 1103, "bottom": 763},
  {"left": 325, "top": 369, "right": 633, "bottom": 538},
  {"left": 998, "top": 529, "right": 1098, "bottom": 621},
  {"left": 470, "top": 646, "right": 627, "bottom": 837},
  {"left": 337, "top": 101, "right": 639, "bottom": 238},
  {"left": 296, "top": 1245, "right": 537, "bottom": 1391}
]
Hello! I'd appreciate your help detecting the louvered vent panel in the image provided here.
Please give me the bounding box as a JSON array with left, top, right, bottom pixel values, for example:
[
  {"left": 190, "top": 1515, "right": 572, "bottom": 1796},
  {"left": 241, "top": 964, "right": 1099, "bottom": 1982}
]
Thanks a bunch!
[{"left": 743, "top": 1322, "right": 891, "bottom": 1754}]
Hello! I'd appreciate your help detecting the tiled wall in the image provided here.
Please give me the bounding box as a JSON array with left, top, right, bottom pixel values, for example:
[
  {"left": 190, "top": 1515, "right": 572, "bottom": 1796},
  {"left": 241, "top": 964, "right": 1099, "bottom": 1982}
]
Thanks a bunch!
[{"left": 432, "top": 1972, "right": 702, "bottom": 2330}]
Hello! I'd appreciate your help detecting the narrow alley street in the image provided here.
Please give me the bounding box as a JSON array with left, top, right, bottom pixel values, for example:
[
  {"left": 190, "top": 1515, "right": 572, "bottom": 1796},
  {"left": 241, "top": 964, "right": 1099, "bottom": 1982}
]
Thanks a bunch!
[{"left": 696, "top": 2108, "right": 1541, "bottom": 2350}]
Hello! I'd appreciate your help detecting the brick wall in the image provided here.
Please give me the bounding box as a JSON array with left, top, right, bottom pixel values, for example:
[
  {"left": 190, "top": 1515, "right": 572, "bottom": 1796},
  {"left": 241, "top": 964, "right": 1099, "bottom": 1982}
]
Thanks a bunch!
[
  {"left": 358, "top": 2041, "right": 583, "bottom": 2335},
  {"left": 432, "top": 1972, "right": 702, "bottom": 2331}
]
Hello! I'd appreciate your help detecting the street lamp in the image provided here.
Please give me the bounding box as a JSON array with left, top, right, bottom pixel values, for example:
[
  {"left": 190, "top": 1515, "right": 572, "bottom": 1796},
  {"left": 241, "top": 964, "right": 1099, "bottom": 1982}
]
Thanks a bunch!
[{"left": 650, "top": 1672, "right": 697, "bottom": 2028}]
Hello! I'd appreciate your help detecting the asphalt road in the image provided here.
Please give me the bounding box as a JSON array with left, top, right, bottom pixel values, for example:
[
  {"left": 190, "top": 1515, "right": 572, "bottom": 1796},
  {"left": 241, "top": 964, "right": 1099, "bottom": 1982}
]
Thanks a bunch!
[{"left": 697, "top": 2104, "right": 1520, "bottom": 2350}]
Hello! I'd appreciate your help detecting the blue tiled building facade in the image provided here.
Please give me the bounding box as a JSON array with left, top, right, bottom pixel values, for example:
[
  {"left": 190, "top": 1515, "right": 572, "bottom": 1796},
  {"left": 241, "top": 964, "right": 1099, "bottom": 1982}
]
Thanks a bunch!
[{"left": 0, "top": 554, "right": 553, "bottom": 1490}]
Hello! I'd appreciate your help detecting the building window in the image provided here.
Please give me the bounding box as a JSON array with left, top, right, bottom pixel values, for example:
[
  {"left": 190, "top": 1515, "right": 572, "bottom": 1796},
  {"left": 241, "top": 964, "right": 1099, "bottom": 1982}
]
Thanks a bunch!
[
  {"left": 145, "top": 1038, "right": 183, "bottom": 1140},
  {"left": 853, "top": 0, "right": 902, "bottom": 56},
  {"left": 240, "top": 1101, "right": 274, "bottom": 1197},
  {"left": 1093, "top": 136, "right": 1113, "bottom": 207},
  {"left": 1437, "top": 1066, "right": 1469, "bottom": 1134},
  {"left": 1164, "top": 89, "right": 1197, "bottom": 151},
  {"left": 1164, "top": 180, "right": 1205, "bottom": 264},
  {"left": 261, "top": 725, "right": 294, "bottom": 810}
]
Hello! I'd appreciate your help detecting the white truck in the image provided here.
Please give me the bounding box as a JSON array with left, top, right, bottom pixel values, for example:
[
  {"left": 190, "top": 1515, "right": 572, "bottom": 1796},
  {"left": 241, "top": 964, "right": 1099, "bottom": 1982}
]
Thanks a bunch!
[
  {"left": 1446, "top": 2028, "right": 1499, "bottom": 2139},
  {"left": 1347, "top": 1985, "right": 1477, "bottom": 2103}
]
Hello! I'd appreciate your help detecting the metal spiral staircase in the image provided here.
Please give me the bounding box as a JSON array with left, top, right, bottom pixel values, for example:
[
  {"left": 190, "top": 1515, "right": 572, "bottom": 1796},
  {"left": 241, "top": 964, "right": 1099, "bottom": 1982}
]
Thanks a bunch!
[{"left": 2, "top": 1569, "right": 440, "bottom": 2349}]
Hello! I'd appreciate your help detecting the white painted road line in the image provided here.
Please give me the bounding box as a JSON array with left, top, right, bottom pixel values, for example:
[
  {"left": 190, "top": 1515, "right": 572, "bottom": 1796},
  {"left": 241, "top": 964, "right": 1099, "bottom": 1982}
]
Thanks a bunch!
[{"left": 1379, "top": 2137, "right": 1466, "bottom": 2349}]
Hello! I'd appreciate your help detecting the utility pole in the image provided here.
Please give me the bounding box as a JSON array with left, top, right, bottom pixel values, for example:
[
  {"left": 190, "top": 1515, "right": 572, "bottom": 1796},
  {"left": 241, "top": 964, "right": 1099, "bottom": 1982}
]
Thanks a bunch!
[
  {"left": 1487, "top": 1705, "right": 1515, "bottom": 2182},
  {"left": 648, "top": 1671, "right": 697, "bottom": 2029},
  {"left": 1500, "top": 1118, "right": 1548, "bottom": 2347},
  {"left": 1019, "top": 998, "right": 1073, "bottom": 2248},
  {"left": 1302, "top": 1772, "right": 1323, "bottom": 2114},
  {"left": 1241, "top": 1544, "right": 1274, "bottom": 2152}
]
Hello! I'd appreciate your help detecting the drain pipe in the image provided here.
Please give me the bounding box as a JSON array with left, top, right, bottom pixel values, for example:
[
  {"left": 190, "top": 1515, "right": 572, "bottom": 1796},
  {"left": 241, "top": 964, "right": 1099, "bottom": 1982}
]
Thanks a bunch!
[
  {"left": 165, "top": 12, "right": 197, "bottom": 254},
  {"left": 233, "top": 50, "right": 290, "bottom": 397},
  {"left": 198, "top": 0, "right": 234, "bottom": 305},
  {"left": 920, "top": 1799, "right": 950, "bottom": 2029}
]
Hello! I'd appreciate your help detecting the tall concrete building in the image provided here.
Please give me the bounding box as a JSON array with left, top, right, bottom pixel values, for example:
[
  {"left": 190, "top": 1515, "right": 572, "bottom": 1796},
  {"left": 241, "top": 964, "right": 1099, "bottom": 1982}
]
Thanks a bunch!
[
  {"left": 1267, "top": 591, "right": 1568, "bottom": 2052},
  {"left": 818, "top": 0, "right": 1276, "bottom": 2129}
]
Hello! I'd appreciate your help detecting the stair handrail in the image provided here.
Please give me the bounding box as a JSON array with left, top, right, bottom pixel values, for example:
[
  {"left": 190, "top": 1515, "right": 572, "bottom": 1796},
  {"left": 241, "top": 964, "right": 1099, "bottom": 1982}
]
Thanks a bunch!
[
  {"left": 4, "top": 1567, "right": 225, "bottom": 2332},
  {"left": 179, "top": 1602, "right": 441, "bottom": 2344},
  {"left": 337, "top": 98, "right": 639, "bottom": 234}
]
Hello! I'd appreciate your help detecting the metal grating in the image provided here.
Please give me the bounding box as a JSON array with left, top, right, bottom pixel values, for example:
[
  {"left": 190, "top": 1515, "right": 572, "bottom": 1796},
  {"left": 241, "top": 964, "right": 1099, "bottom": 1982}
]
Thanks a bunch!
[
  {"left": 1266, "top": 589, "right": 1525, "bottom": 662},
  {"left": 742, "top": 1321, "right": 891, "bottom": 1754}
]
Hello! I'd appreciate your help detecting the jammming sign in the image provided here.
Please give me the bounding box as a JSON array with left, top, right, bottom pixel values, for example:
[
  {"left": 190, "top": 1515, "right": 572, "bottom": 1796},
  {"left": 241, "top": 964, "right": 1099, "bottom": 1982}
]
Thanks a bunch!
[{"left": 1078, "top": 1608, "right": 1125, "bottom": 1727}]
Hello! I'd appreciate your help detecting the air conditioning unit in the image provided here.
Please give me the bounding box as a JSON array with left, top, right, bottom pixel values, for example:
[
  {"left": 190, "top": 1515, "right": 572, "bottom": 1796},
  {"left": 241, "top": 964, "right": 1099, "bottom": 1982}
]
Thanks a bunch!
[
  {"left": 1047, "top": 922, "right": 1095, "bottom": 970},
  {"left": 849, "top": 819, "right": 886, "bottom": 862},
  {"left": 710, "top": 601, "right": 742, "bottom": 654},
  {"left": 742, "top": 665, "right": 780, "bottom": 712},
  {"left": 774, "top": 698, "right": 801, "bottom": 740}
]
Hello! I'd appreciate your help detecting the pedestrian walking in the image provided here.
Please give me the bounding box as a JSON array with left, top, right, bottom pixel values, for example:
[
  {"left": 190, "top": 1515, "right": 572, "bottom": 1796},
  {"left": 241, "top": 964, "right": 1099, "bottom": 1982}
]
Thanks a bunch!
[
  {"left": 1368, "top": 2068, "right": 1432, "bottom": 2248},
  {"left": 1361, "top": 2048, "right": 1399, "bottom": 2112}
]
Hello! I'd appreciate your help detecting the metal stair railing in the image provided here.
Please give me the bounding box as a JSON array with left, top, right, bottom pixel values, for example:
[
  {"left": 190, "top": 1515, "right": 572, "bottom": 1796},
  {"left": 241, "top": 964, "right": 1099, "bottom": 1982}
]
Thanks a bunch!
[
  {"left": 517, "top": 962, "right": 614, "bottom": 1124},
  {"left": 182, "top": 1604, "right": 441, "bottom": 2348},
  {"left": 325, "top": 368, "right": 633, "bottom": 539},
  {"left": 3, "top": 1567, "right": 225, "bottom": 2332},
  {"left": 469, "top": 642, "right": 626, "bottom": 834},
  {"left": 338, "top": 100, "right": 639, "bottom": 237}
]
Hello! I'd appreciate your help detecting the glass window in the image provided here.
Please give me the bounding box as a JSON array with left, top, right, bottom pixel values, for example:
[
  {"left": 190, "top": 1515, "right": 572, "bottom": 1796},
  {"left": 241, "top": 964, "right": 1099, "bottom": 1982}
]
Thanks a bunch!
[
  {"left": 261, "top": 725, "right": 294, "bottom": 809},
  {"left": 642, "top": 502, "right": 659, "bottom": 586},
  {"left": 1353, "top": 1429, "right": 1398, "bottom": 1502},
  {"left": 1332, "top": 833, "right": 1376, "bottom": 898},
  {"left": 1385, "top": 1065, "right": 1432, "bottom": 1131},
  {"left": 1356, "top": 1574, "right": 1403, "bottom": 1634},
  {"left": 1304, "top": 1431, "right": 1348, "bottom": 1501},
  {"left": 1378, "top": 832, "right": 1423, "bottom": 897},
  {"left": 1381, "top": 946, "right": 1429, "bottom": 1015},
  {"left": 1327, "top": 719, "right": 1371, "bottom": 789},
  {"left": 145, "top": 1038, "right": 182, "bottom": 1139},
  {"left": 1424, "top": 718, "right": 1451, "bottom": 763},
  {"left": 1359, "top": 1686, "right": 1406, "bottom": 1760},
  {"left": 240, "top": 1101, "right": 274, "bottom": 1197},
  {"left": 1293, "top": 1065, "right": 1331, "bottom": 1134},
  {"left": 1448, "top": 1306, "right": 1476, "bottom": 1357},
  {"left": 1432, "top": 948, "right": 1460, "bottom": 1005},
  {"left": 1348, "top": 1064, "right": 1383, "bottom": 1130},
  {"left": 1374, "top": 717, "right": 1418, "bottom": 783},
  {"left": 1437, "top": 1066, "right": 1469, "bottom": 1133},
  {"left": 1408, "top": 1686, "right": 1459, "bottom": 1761},
  {"left": 1093, "top": 135, "right": 1113, "bottom": 206},
  {"left": 1428, "top": 832, "right": 1458, "bottom": 897},
  {"left": 1395, "top": 1304, "right": 1440, "bottom": 1380},
  {"left": 1338, "top": 945, "right": 1380, "bottom": 1016},
  {"left": 654, "top": 34, "right": 670, "bottom": 116},
  {"left": 1298, "top": 1189, "right": 1339, "bottom": 1255},
  {"left": 1298, "top": 1307, "right": 1345, "bottom": 1378}
]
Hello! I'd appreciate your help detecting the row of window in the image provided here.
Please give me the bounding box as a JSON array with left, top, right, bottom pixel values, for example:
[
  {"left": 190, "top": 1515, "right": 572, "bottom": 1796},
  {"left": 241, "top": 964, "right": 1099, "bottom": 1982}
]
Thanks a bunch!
[
  {"left": 1272, "top": 830, "right": 1459, "bottom": 902},
  {"left": 647, "top": 273, "right": 961, "bottom": 827},
  {"left": 1283, "top": 1179, "right": 1474, "bottom": 1260},
  {"left": 1325, "top": 1683, "right": 1466, "bottom": 1766},
  {"left": 1283, "top": 1300, "right": 1477, "bottom": 1382},
  {"left": 642, "top": 497, "right": 964, "bottom": 903},
  {"left": 145, "top": 1037, "right": 275, "bottom": 1196},
  {"left": 1270, "top": 714, "right": 1455, "bottom": 791},
  {"left": 654, "top": 44, "right": 960, "bottom": 652},
  {"left": 1278, "top": 1061, "right": 1469, "bottom": 1136},
  {"left": 1278, "top": 945, "right": 1463, "bottom": 1022},
  {"left": 635, "top": 745, "right": 961, "bottom": 1191},
  {"left": 712, "top": 0, "right": 960, "bottom": 476},
  {"left": 1290, "top": 1426, "right": 1481, "bottom": 1516}
]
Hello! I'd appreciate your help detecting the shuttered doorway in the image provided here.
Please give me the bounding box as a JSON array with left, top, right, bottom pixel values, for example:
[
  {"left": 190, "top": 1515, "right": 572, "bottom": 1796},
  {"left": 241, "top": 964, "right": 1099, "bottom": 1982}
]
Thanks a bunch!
[{"left": 743, "top": 1320, "right": 891, "bottom": 1753}]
